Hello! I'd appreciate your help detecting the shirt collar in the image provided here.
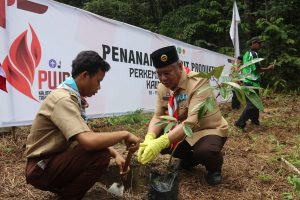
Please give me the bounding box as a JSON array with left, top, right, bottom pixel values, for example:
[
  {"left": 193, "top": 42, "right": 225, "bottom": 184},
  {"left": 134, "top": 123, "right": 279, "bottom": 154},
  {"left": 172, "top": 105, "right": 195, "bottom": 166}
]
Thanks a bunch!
[
  {"left": 63, "top": 77, "right": 79, "bottom": 94},
  {"left": 173, "top": 68, "right": 188, "bottom": 93}
]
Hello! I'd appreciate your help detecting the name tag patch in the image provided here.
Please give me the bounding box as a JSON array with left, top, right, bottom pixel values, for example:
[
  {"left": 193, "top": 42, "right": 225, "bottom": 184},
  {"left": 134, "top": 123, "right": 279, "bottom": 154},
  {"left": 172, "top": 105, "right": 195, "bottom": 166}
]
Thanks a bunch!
[
  {"left": 162, "top": 92, "right": 171, "bottom": 100},
  {"left": 162, "top": 96, "right": 169, "bottom": 100}
]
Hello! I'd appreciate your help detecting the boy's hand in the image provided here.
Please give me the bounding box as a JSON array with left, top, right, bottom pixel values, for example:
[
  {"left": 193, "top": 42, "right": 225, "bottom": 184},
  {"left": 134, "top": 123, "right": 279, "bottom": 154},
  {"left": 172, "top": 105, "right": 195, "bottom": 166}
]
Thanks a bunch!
[{"left": 125, "top": 132, "right": 140, "bottom": 152}]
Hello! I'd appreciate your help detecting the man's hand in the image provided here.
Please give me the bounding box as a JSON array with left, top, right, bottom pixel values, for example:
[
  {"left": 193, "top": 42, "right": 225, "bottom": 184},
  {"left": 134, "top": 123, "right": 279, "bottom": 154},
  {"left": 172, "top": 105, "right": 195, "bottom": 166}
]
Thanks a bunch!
[
  {"left": 266, "top": 64, "right": 275, "bottom": 71},
  {"left": 137, "top": 132, "right": 156, "bottom": 162},
  {"left": 266, "top": 60, "right": 276, "bottom": 71},
  {"left": 139, "top": 134, "right": 170, "bottom": 165},
  {"left": 258, "top": 64, "right": 274, "bottom": 73}
]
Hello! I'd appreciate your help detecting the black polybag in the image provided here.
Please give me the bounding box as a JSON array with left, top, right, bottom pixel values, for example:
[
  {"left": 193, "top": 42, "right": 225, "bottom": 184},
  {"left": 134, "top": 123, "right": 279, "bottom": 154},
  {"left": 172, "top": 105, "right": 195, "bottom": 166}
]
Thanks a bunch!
[{"left": 147, "top": 162, "right": 180, "bottom": 200}]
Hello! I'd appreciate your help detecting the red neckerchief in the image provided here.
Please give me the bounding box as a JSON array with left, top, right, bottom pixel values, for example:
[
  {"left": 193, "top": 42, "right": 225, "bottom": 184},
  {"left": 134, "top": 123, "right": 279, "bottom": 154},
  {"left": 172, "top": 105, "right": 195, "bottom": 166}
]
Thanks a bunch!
[{"left": 168, "top": 66, "right": 190, "bottom": 149}]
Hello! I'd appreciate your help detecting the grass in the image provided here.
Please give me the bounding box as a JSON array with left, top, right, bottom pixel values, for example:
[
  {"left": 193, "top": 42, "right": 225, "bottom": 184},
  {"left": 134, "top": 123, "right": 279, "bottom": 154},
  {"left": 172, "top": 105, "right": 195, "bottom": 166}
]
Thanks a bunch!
[
  {"left": 88, "top": 109, "right": 152, "bottom": 135},
  {"left": 102, "top": 109, "right": 151, "bottom": 126},
  {"left": 257, "top": 174, "right": 273, "bottom": 183},
  {"left": 1, "top": 92, "right": 300, "bottom": 199},
  {"left": 284, "top": 175, "right": 300, "bottom": 199}
]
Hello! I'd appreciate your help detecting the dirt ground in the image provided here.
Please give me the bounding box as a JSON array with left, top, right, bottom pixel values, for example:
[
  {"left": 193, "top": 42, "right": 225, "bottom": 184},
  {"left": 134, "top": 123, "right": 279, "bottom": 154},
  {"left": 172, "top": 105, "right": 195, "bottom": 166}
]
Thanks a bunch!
[{"left": 1, "top": 93, "right": 300, "bottom": 200}]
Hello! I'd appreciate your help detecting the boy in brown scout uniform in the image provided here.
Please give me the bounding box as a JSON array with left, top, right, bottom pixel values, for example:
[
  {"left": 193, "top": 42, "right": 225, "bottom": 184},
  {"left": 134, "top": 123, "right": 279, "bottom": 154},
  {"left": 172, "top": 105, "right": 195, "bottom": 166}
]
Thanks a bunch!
[
  {"left": 137, "top": 46, "right": 228, "bottom": 186},
  {"left": 25, "top": 51, "right": 140, "bottom": 199}
]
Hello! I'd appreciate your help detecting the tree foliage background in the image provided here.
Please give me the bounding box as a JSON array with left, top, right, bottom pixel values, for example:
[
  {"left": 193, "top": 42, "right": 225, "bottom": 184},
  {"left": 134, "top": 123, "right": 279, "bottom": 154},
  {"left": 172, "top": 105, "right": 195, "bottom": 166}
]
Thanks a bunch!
[{"left": 55, "top": 0, "right": 300, "bottom": 91}]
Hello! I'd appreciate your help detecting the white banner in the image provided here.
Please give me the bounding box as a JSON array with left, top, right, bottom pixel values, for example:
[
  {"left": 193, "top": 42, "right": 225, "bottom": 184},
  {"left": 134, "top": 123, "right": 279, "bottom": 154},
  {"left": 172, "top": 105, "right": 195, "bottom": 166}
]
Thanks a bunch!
[{"left": 0, "top": 0, "right": 233, "bottom": 127}]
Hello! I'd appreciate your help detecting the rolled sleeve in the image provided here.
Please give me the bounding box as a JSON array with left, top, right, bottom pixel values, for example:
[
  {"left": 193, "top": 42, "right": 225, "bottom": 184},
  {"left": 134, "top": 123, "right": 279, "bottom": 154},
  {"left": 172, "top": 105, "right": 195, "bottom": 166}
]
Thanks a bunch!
[
  {"left": 51, "top": 97, "right": 90, "bottom": 140},
  {"left": 154, "top": 84, "right": 167, "bottom": 116}
]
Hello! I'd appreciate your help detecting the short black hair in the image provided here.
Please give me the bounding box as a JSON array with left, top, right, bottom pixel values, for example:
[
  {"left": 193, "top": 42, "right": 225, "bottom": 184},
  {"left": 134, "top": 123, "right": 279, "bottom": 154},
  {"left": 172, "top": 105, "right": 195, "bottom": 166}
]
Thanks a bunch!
[
  {"left": 237, "top": 56, "right": 243, "bottom": 61},
  {"left": 250, "top": 36, "right": 262, "bottom": 44},
  {"left": 248, "top": 36, "right": 263, "bottom": 46},
  {"left": 71, "top": 50, "right": 110, "bottom": 78}
]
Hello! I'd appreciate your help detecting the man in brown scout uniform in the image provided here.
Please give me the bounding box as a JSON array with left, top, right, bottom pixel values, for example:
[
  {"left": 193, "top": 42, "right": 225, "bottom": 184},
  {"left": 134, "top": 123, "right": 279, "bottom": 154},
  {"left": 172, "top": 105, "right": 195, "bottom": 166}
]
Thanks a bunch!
[
  {"left": 137, "top": 46, "right": 228, "bottom": 186},
  {"left": 25, "top": 51, "right": 140, "bottom": 199}
]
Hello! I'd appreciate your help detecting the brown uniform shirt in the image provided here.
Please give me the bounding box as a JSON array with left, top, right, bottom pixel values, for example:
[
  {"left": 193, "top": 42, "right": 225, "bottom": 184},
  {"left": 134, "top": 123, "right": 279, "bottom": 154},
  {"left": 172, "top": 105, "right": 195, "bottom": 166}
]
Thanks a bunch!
[
  {"left": 155, "top": 69, "right": 228, "bottom": 146},
  {"left": 26, "top": 88, "right": 90, "bottom": 158}
]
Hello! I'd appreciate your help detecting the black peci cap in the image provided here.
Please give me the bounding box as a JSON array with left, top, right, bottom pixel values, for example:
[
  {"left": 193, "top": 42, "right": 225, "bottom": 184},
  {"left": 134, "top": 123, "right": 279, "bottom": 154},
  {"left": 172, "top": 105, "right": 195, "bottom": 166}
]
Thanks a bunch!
[{"left": 150, "top": 46, "right": 179, "bottom": 68}]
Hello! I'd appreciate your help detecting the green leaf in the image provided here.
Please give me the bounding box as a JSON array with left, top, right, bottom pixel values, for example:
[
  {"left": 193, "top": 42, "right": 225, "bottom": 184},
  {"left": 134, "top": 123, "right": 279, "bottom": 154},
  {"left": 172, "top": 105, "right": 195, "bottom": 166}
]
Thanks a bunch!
[
  {"left": 198, "top": 105, "right": 208, "bottom": 119},
  {"left": 205, "top": 97, "right": 216, "bottom": 111},
  {"left": 220, "top": 87, "right": 227, "bottom": 99},
  {"left": 211, "top": 65, "right": 224, "bottom": 79},
  {"left": 159, "top": 116, "right": 177, "bottom": 121},
  {"left": 240, "top": 58, "right": 265, "bottom": 70},
  {"left": 222, "top": 82, "right": 244, "bottom": 102},
  {"left": 189, "top": 71, "right": 212, "bottom": 79},
  {"left": 164, "top": 122, "right": 175, "bottom": 133},
  {"left": 224, "top": 89, "right": 231, "bottom": 101},
  {"left": 233, "top": 88, "right": 246, "bottom": 106},
  {"left": 287, "top": 175, "right": 300, "bottom": 193},
  {"left": 223, "top": 81, "right": 242, "bottom": 90},
  {"left": 243, "top": 85, "right": 262, "bottom": 91},
  {"left": 183, "top": 123, "right": 193, "bottom": 137},
  {"left": 282, "top": 192, "right": 293, "bottom": 200},
  {"left": 155, "top": 120, "right": 170, "bottom": 126},
  {"left": 244, "top": 91, "right": 264, "bottom": 111}
]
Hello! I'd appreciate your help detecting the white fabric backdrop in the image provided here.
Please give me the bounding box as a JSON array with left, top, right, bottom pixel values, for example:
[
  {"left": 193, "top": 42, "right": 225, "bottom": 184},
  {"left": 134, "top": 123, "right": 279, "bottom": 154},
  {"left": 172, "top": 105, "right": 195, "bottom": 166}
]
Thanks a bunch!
[{"left": 0, "top": 0, "right": 233, "bottom": 127}]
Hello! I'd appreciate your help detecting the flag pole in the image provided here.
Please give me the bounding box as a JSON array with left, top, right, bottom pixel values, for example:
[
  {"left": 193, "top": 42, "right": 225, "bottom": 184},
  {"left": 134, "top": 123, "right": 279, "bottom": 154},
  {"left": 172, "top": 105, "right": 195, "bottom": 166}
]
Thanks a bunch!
[
  {"left": 230, "top": 0, "right": 241, "bottom": 59},
  {"left": 233, "top": 0, "right": 236, "bottom": 58}
]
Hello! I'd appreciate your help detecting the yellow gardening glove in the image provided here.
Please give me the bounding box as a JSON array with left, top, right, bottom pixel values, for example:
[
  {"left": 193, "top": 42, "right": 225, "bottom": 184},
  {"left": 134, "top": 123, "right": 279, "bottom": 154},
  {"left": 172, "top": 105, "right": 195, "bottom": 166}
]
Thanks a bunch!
[
  {"left": 140, "top": 134, "right": 170, "bottom": 165},
  {"left": 137, "top": 132, "right": 156, "bottom": 162}
]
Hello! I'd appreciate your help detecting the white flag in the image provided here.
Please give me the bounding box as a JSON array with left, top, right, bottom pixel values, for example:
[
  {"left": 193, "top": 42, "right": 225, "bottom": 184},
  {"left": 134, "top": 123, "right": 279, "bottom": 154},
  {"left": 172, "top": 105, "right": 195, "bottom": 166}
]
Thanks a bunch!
[{"left": 229, "top": 1, "right": 241, "bottom": 58}]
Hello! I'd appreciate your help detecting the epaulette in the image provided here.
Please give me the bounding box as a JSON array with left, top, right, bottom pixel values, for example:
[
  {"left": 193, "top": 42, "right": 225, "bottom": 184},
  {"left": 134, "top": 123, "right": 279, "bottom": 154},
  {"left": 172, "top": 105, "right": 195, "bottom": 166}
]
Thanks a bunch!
[
  {"left": 69, "top": 91, "right": 79, "bottom": 103},
  {"left": 187, "top": 71, "right": 199, "bottom": 79}
]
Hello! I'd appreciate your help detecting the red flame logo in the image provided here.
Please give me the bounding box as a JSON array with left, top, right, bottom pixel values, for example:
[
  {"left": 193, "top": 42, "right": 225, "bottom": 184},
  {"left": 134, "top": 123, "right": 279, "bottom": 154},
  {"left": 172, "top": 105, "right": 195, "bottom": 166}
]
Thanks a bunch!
[{"left": 2, "top": 24, "right": 41, "bottom": 101}]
